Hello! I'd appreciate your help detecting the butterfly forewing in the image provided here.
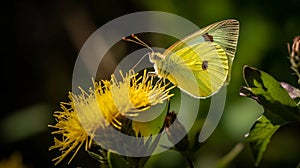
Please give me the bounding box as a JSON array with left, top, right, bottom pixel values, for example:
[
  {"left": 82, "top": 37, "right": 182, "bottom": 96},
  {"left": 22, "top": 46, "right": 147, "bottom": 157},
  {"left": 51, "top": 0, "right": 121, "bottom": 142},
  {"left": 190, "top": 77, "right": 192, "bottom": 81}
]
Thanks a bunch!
[{"left": 162, "top": 19, "right": 239, "bottom": 84}]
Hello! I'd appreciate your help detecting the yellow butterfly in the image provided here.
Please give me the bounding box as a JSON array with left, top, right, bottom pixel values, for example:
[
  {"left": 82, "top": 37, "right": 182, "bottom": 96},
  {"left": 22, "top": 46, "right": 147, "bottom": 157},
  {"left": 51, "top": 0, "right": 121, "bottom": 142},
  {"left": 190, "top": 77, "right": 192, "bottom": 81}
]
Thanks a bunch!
[{"left": 123, "top": 19, "right": 239, "bottom": 99}]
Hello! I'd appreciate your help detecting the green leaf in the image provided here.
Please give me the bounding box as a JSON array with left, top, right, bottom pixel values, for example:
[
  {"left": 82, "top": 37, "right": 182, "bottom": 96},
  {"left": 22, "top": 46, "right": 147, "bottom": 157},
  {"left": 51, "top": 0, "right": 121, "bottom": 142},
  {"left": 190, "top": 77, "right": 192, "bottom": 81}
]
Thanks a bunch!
[
  {"left": 132, "top": 102, "right": 168, "bottom": 137},
  {"left": 106, "top": 131, "right": 163, "bottom": 168},
  {"left": 108, "top": 151, "right": 130, "bottom": 168},
  {"left": 240, "top": 66, "right": 300, "bottom": 166},
  {"left": 87, "top": 142, "right": 109, "bottom": 166},
  {"left": 240, "top": 66, "right": 300, "bottom": 125},
  {"left": 246, "top": 115, "right": 280, "bottom": 166},
  {"left": 87, "top": 150, "right": 106, "bottom": 164}
]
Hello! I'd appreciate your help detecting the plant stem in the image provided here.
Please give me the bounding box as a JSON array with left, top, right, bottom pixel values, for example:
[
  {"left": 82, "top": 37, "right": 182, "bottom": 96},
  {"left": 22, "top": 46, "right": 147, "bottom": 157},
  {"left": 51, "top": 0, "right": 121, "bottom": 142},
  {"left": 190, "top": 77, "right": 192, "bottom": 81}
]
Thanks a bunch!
[
  {"left": 181, "top": 152, "right": 195, "bottom": 168},
  {"left": 216, "top": 142, "right": 245, "bottom": 168}
]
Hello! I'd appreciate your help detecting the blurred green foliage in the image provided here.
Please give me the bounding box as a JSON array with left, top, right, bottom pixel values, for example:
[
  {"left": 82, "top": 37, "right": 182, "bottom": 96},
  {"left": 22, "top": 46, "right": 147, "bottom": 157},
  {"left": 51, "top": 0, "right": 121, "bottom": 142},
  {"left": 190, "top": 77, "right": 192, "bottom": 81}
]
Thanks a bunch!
[{"left": 2, "top": 0, "right": 299, "bottom": 167}]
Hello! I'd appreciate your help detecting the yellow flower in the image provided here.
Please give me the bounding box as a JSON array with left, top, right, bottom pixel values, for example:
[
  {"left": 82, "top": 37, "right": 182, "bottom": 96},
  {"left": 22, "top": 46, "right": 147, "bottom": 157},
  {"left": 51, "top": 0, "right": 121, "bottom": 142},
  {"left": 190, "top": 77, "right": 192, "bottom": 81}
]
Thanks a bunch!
[
  {"left": 111, "top": 70, "right": 174, "bottom": 116},
  {"left": 49, "top": 102, "right": 92, "bottom": 165},
  {"left": 93, "top": 80, "right": 121, "bottom": 128},
  {"left": 49, "top": 69, "right": 174, "bottom": 165}
]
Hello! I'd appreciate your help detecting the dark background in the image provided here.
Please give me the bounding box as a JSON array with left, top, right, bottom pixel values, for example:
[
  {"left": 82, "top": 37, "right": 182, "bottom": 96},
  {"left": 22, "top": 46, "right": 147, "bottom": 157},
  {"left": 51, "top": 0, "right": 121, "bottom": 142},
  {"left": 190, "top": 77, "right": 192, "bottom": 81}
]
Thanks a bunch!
[{"left": 1, "top": 0, "right": 299, "bottom": 167}]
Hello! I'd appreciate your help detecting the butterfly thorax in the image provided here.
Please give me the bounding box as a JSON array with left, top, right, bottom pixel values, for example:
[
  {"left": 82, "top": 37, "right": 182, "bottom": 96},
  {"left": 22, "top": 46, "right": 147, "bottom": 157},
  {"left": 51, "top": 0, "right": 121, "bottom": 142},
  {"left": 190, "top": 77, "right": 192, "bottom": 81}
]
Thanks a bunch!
[
  {"left": 149, "top": 52, "right": 164, "bottom": 63},
  {"left": 148, "top": 52, "right": 171, "bottom": 79}
]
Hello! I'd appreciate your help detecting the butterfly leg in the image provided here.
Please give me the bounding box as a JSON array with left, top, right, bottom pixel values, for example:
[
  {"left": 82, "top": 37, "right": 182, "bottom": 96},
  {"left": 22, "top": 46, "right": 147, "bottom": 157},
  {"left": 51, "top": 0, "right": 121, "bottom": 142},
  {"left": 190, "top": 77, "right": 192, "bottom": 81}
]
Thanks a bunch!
[{"left": 147, "top": 71, "right": 157, "bottom": 77}]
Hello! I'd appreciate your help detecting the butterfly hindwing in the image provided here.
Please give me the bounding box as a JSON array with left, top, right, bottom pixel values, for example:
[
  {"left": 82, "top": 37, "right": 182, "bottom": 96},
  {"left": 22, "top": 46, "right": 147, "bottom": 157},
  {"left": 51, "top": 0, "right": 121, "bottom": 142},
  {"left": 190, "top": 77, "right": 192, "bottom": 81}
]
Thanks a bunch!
[{"left": 159, "top": 42, "right": 228, "bottom": 98}]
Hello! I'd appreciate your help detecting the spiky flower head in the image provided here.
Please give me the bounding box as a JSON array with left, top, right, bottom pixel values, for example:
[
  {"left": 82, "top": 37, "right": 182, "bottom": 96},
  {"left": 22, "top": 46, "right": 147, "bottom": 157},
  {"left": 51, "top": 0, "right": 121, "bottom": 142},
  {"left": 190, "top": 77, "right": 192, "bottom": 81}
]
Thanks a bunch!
[{"left": 49, "top": 69, "right": 174, "bottom": 165}]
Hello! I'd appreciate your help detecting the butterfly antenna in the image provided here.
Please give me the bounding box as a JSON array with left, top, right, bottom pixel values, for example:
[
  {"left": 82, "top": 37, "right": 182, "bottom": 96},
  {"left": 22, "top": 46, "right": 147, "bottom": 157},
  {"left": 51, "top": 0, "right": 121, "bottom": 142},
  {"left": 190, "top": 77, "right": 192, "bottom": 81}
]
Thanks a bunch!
[
  {"left": 122, "top": 34, "right": 155, "bottom": 70},
  {"left": 122, "top": 34, "right": 154, "bottom": 53},
  {"left": 130, "top": 52, "right": 149, "bottom": 70}
]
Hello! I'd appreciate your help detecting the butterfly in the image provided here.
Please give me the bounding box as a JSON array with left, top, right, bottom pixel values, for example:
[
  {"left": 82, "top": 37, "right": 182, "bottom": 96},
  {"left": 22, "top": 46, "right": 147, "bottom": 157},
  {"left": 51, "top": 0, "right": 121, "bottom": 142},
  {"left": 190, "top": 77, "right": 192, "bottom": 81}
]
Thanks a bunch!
[{"left": 123, "top": 19, "right": 239, "bottom": 99}]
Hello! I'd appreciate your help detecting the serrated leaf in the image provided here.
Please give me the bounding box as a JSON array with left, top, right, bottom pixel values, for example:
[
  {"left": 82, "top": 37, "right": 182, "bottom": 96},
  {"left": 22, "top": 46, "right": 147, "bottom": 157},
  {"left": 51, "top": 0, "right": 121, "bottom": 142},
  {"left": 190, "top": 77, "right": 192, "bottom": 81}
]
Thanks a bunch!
[
  {"left": 240, "top": 66, "right": 300, "bottom": 166},
  {"left": 144, "top": 135, "right": 153, "bottom": 150},
  {"left": 240, "top": 66, "right": 300, "bottom": 125},
  {"left": 132, "top": 102, "right": 168, "bottom": 137},
  {"left": 87, "top": 150, "right": 106, "bottom": 163},
  {"left": 247, "top": 115, "right": 280, "bottom": 166}
]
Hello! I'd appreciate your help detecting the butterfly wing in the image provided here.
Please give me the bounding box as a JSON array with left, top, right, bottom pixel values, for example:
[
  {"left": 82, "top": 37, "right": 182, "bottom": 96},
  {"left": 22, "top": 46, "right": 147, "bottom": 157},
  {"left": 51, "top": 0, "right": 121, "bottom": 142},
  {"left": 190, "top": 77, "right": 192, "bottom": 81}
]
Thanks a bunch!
[
  {"left": 163, "top": 19, "right": 239, "bottom": 84},
  {"left": 156, "top": 41, "right": 228, "bottom": 98}
]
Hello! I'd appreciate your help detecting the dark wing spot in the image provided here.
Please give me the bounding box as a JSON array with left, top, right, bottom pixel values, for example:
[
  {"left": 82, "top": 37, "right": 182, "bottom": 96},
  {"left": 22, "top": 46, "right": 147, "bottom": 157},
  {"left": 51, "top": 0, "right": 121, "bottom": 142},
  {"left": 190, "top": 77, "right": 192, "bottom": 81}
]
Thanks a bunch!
[
  {"left": 203, "top": 33, "right": 214, "bottom": 42},
  {"left": 202, "top": 60, "right": 208, "bottom": 70}
]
